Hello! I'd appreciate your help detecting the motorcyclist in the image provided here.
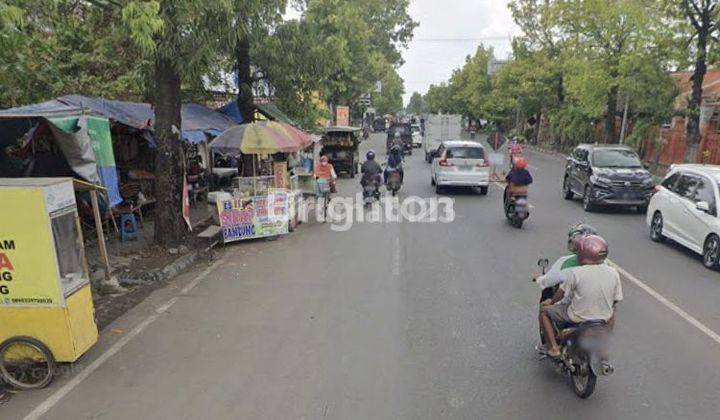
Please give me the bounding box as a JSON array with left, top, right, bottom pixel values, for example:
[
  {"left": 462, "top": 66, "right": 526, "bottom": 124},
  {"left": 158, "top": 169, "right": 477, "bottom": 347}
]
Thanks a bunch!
[
  {"left": 361, "top": 150, "right": 383, "bottom": 188},
  {"left": 509, "top": 138, "right": 524, "bottom": 168},
  {"left": 314, "top": 155, "right": 337, "bottom": 193},
  {"left": 504, "top": 157, "right": 533, "bottom": 205},
  {"left": 384, "top": 145, "right": 404, "bottom": 184},
  {"left": 539, "top": 235, "right": 623, "bottom": 358},
  {"left": 535, "top": 223, "right": 599, "bottom": 301},
  {"left": 388, "top": 131, "right": 403, "bottom": 153}
]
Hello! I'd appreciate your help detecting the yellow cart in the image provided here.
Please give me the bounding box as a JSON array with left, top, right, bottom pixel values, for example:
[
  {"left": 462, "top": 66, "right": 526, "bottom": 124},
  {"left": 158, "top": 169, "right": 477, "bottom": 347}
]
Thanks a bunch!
[{"left": 0, "top": 178, "right": 98, "bottom": 389}]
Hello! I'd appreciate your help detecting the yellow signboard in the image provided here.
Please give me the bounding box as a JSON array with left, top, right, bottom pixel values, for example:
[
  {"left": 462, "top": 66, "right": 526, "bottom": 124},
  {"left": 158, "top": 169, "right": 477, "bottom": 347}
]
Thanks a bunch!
[{"left": 0, "top": 189, "right": 63, "bottom": 307}]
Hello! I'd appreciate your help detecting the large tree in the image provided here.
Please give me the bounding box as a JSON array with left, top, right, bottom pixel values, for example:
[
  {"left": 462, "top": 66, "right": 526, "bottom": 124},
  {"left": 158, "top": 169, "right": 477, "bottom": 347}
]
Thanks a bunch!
[
  {"left": 406, "top": 92, "right": 426, "bottom": 115},
  {"left": 678, "top": 0, "right": 720, "bottom": 162},
  {"left": 555, "top": 0, "right": 662, "bottom": 143}
]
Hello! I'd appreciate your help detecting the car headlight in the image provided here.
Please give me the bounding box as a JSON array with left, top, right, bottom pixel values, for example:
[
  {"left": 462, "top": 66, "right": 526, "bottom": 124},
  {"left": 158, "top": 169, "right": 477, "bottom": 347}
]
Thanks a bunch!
[
  {"left": 590, "top": 175, "right": 612, "bottom": 187},
  {"left": 642, "top": 177, "right": 655, "bottom": 187}
]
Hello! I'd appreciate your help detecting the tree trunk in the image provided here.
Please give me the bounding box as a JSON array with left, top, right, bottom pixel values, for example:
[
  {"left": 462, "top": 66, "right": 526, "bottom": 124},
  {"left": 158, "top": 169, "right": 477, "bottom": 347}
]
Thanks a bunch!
[
  {"left": 686, "top": 30, "right": 708, "bottom": 163},
  {"left": 604, "top": 86, "right": 618, "bottom": 144},
  {"left": 153, "top": 55, "right": 186, "bottom": 247},
  {"left": 235, "top": 35, "right": 256, "bottom": 177}
]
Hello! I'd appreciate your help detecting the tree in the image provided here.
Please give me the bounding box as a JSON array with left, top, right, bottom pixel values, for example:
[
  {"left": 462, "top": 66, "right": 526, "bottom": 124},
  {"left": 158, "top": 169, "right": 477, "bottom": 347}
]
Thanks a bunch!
[
  {"left": 554, "top": 0, "right": 663, "bottom": 143},
  {"left": 678, "top": 0, "right": 720, "bottom": 162},
  {"left": 406, "top": 92, "right": 426, "bottom": 115},
  {"left": 424, "top": 82, "right": 457, "bottom": 114},
  {"left": 122, "top": 0, "right": 241, "bottom": 246},
  {"left": 373, "top": 64, "right": 405, "bottom": 116}
]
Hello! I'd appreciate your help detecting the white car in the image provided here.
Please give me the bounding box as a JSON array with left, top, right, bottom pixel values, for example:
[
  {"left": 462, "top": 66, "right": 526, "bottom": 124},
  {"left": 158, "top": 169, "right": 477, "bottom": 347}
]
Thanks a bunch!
[
  {"left": 647, "top": 164, "right": 720, "bottom": 269},
  {"left": 411, "top": 124, "right": 422, "bottom": 148},
  {"left": 431, "top": 141, "right": 490, "bottom": 195}
]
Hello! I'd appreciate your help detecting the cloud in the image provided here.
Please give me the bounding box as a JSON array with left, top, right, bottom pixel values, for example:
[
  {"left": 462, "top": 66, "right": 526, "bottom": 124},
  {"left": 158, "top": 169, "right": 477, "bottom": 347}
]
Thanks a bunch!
[{"left": 399, "top": 0, "right": 521, "bottom": 104}]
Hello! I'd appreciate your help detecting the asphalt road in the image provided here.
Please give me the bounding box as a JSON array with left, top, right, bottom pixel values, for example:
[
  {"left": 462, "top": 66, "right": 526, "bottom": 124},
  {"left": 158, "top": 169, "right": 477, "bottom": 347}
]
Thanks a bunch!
[{"left": 4, "top": 133, "right": 720, "bottom": 420}]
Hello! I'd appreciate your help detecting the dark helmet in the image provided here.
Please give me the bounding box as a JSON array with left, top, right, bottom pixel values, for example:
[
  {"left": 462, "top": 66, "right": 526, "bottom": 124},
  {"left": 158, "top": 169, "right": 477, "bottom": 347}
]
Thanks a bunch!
[
  {"left": 577, "top": 235, "right": 608, "bottom": 265},
  {"left": 567, "top": 223, "right": 598, "bottom": 252},
  {"left": 366, "top": 150, "right": 376, "bottom": 160},
  {"left": 390, "top": 145, "right": 401, "bottom": 153}
]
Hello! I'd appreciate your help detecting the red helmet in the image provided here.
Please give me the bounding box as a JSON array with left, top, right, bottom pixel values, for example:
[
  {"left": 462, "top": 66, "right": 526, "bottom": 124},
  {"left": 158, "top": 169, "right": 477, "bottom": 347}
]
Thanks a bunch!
[
  {"left": 514, "top": 157, "right": 528, "bottom": 170},
  {"left": 577, "top": 235, "right": 608, "bottom": 265}
]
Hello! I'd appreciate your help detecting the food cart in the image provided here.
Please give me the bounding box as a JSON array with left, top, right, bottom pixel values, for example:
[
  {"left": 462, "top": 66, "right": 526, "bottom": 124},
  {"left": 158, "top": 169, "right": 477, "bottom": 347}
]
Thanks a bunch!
[
  {"left": 321, "top": 126, "right": 361, "bottom": 178},
  {"left": 0, "top": 178, "right": 99, "bottom": 389},
  {"left": 208, "top": 121, "right": 313, "bottom": 242}
]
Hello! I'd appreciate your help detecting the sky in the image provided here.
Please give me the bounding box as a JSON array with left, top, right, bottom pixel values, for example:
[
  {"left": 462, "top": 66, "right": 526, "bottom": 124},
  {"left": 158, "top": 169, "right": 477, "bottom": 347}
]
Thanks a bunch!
[
  {"left": 399, "top": 0, "right": 521, "bottom": 104},
  {"left": 284, "top": 1, "right": 522, "bottom": 106}
]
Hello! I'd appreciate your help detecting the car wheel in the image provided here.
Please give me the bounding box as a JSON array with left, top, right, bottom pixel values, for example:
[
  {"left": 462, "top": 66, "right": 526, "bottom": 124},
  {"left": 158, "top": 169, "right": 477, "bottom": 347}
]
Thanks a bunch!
[
  {"left": 582, "top": 186, "right": 595, "bottom": 212},
  {"left": 563, "top": 176, "right": 574, "bottom": 200},
  {"left": 650, "top": 212, "right": 665, "bottom": 243},
  {"left": 435, "top": 184, "right": 443, "bottom": 194},
  {"left": 479, "top": 186, "right": 489, "bottom": 195},
  {"left": 431, "top": 176, "right": 436, "bottom": 186},
  {"left": 703, "top": 235, "right": 720, "bottom": 270}
]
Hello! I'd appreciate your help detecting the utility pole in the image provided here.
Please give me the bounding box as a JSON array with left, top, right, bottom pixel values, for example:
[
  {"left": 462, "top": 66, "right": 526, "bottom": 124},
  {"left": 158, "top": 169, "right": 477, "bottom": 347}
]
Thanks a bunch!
[{"left": 619, "top": 93, "right": 630, "bottom": 144}]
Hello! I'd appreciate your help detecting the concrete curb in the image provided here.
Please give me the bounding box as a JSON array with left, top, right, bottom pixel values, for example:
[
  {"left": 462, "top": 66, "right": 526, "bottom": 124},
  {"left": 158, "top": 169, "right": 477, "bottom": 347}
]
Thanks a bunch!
[{"left": 119, "top": 251, "right": 200, "bottom": 286}]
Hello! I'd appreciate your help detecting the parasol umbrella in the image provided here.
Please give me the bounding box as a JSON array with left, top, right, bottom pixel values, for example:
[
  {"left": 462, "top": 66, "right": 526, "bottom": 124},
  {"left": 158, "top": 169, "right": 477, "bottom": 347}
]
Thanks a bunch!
[{"left": 210, "top": 120, "right": 312, "bottom": 155}]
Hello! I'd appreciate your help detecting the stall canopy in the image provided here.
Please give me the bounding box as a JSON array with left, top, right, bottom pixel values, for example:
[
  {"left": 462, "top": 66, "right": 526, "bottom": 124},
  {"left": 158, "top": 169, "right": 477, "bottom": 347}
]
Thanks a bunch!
[
  {"left": 217, "top": 101, "right": 296, "bottom": 126},
  {"left": 57, "top": 95, "right": 236, "bottom": 144},
  {"left": 210, "top": 121, "right": 313, "bottom": 154}
]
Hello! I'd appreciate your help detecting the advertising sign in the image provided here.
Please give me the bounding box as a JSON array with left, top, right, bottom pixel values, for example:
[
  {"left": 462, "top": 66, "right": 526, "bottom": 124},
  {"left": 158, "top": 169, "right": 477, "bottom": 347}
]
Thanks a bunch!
[
  {"left": 217, "top": 193, "right": 290, "bottom": 243},
  {"left": 336, "top": 106, "right": 350, "bottom": 126},
  {"left": 0, "top": 189, "right": 63, "bottom": 307}
]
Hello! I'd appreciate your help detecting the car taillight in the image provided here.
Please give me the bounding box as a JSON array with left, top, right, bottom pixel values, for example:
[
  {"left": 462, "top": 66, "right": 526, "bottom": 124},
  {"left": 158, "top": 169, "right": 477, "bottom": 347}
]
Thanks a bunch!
[{"left": 439, "top": 159, "right": 454, "bottom": 167}]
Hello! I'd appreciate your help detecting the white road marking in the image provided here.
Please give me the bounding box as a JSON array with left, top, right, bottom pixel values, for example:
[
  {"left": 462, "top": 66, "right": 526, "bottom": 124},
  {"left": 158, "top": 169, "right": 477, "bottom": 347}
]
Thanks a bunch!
[
  {"left": 608, "top": 260, "right": 720, "bottom": 346},
  {"left": 21, "top": 259, "right": 224, "bottom": 420},
  {"left": 393, "top": 236, "right": 401, "bottom": 277}
]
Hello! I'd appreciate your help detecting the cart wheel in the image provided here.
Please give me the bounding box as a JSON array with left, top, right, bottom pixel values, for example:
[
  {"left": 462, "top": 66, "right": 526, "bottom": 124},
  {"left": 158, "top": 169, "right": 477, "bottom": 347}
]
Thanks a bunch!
[{"left": 0, "top": 337, "right": 56, "bottom": 390}]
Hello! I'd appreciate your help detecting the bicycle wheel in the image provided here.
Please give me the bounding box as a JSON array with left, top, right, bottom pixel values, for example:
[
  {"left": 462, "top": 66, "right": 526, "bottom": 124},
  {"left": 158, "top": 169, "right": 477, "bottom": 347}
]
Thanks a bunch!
[{"left": 0, "top": 337, "right": 56, "bottom": 390}]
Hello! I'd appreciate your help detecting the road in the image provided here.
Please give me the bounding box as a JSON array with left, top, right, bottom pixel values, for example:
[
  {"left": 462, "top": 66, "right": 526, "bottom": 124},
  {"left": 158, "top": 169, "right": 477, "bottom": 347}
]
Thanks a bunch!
[{"left": 4, "top": 132, "right": 720, "bottom": 419}]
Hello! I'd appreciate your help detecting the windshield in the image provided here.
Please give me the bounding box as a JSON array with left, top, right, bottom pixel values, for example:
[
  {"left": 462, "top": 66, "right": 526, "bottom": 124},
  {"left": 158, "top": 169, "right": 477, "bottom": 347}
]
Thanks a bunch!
[
  {"left": 446, "top": 147, "right": 484, "bottom": 159},
  {"left": 592, "top": 149, "right": 642, "bottom": 168}
]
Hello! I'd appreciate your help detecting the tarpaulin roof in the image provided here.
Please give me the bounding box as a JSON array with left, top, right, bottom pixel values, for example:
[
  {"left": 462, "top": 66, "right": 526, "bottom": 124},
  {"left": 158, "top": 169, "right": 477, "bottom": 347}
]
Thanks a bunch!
[
  {"left": 57, "top": 95, "right": 237, "bottom": 143},
  {"left": 0, "top": 100, "right": 85, "bottom": 119},
  {"left": 217, "top": 101, "right": 296, "bottom": 126}
]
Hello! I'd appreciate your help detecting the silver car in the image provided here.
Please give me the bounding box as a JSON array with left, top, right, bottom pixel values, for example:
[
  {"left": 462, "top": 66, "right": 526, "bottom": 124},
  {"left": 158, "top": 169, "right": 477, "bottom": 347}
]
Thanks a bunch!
[{"left": 431, "top": 141, "right": 490, "bottom": 195}]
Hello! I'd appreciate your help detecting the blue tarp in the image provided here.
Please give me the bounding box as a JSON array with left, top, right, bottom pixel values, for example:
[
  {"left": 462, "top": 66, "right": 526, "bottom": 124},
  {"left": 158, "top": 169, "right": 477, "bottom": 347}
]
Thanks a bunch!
[
  {"left": 217, "top": 101, "right": 244, "bottom": 124},
  {"left": 58, "top": 95, "right": 236, "bottom": 144}
]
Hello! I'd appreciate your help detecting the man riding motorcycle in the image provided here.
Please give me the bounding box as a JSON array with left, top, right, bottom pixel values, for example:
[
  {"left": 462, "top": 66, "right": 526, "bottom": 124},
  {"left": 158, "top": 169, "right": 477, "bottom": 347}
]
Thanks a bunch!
[
  {"left": 535, "top": 223, "right": 599, "bottom": 301},
  {"left": 361, "top": 150, "right": 383, "bottom": 187},
  {"left": 384, "top": 145, "right": 404, "bottom": 184},
  {"left": 539, "top": 235, "right": 623, "bottom": 358}
]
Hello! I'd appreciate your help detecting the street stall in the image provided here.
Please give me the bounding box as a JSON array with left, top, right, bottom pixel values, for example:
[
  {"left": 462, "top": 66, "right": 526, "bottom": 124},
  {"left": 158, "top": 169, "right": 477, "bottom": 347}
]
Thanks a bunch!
[
  {"left": 320, "top": 126, "right": 361, "bottom": 178},
  {"left": 0, "top": 178, "right": 103, "bottom": 390},
  {"left": 209, "top": 121, "right": 312, "bottom": 242}
]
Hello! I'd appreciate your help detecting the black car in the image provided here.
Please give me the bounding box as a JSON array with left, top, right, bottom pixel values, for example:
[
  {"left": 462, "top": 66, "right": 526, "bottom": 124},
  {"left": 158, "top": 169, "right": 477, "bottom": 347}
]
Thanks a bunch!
[{"left": 562, "top": 144, "right": 655, "bottom": 212}]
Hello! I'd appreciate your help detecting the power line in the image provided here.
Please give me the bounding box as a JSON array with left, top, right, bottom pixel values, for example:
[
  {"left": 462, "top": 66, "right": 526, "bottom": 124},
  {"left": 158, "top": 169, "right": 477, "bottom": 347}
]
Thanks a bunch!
[{"left": 412, "top": 36, "right": 514, "bottom": 42}]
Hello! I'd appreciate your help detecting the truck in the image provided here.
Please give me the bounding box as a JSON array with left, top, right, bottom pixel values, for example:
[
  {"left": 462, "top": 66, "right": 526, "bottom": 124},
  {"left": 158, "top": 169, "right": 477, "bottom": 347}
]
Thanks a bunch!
[{"left": 424, "top": 114, "right": 463, "bottom": 163}]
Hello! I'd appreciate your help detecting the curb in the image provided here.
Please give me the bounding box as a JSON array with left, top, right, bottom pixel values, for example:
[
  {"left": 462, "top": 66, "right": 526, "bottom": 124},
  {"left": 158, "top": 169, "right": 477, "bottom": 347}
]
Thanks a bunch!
[{"left": 118, "top": 251, "right": 200, "bottom": 286}]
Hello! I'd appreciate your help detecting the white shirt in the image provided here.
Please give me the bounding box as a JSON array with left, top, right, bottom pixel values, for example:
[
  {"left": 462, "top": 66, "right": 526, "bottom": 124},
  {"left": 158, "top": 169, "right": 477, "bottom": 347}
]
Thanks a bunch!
[{"left": 561, "top": 264, "right": 623, "bottom": 323}]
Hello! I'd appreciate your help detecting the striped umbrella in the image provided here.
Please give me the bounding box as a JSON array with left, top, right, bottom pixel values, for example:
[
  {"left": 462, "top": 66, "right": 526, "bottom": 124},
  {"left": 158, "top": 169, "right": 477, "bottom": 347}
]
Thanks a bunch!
[{"left": 210, "top": 120, "right": 312, "bottom": 155}]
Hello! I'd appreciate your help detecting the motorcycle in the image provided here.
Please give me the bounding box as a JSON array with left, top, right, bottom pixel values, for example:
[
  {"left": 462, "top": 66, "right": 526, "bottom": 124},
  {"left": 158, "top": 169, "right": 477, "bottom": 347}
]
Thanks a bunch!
[
  {"left": 534, "top": 259, "right": 615, "bottom": 399},
  {"left": 504, "top": 188, "right": 530, "bottom": 228},
  {"left": 385, "top": 167, "right": 402, "bottom": 196},
  {"left": 362, "top": 177, "right": 381, "bottom": 208}
]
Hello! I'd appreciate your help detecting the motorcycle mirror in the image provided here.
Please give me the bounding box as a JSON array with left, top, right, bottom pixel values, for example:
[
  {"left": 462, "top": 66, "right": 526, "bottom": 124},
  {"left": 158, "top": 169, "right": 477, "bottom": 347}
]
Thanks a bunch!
[{"left": 537, "top": 258, "right": 549, "bottom": 269}]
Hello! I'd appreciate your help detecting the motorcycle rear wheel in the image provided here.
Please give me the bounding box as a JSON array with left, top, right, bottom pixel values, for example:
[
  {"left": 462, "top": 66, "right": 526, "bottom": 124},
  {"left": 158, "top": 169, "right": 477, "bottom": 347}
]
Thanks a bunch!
[{"left": 571, "top": 361, "right": 597, "bottom": 399}]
